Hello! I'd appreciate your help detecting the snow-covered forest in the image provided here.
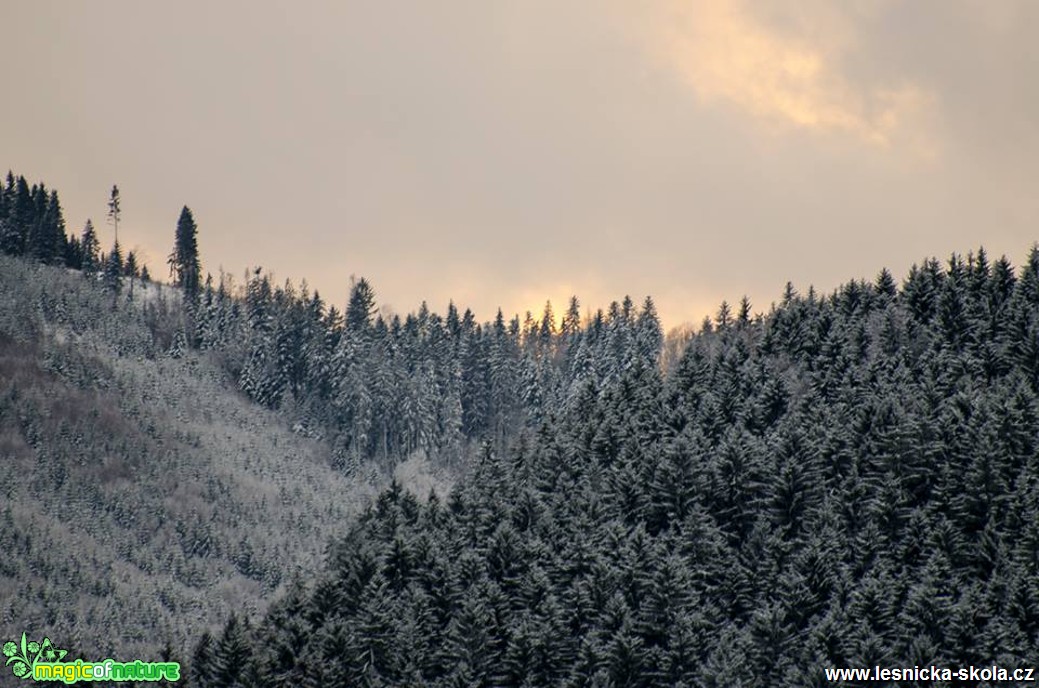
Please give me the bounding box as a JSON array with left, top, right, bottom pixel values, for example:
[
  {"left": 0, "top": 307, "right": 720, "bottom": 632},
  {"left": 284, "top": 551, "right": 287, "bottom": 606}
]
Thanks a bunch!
[
  {"left": 3, "top": 170, "right": 1039, "bottom": 684},
  {"left": 192, "top": 248, "right": 1039, "bottom": 686}
]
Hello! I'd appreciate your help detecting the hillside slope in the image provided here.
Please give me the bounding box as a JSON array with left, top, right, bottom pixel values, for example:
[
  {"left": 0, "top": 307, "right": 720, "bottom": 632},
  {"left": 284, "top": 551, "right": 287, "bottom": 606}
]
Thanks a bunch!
[
  {"left": 197, "top": 249, "right": 1039, "bottom": 687},
  {"left": 0, "top": 257, "right": 392, "bottom": 659}
]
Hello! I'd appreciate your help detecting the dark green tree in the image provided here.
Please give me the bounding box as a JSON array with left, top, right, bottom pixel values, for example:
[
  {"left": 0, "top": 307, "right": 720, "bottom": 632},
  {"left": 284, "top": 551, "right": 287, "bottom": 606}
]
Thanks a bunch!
[
  {"left": 191, "top": 630, "right": 216, "bottom": 687},
  {"left": 124, "top": 249, "right": 139, "bottom": 278},
  {"left": 107, "top": 184, "right": 121, "bottom": 244},
  {"left": 2, "top": 175, "right": 32, "bottom": 255},
  {"left": 30, "top": 189, "right": 66, "bottom": 265},
  {"left": 169, "top": 206, "right": 201, "bottom": 296},
  {"left": 104, "top": 240, "right": 123, "bottom": 292},
  {"left": 345, "top": 277, "right": 376, "bottom": 332},
  {"left": 212, "top": 614, "right": 253, "bottom": 688},
  {"left": 80, "top": 219, "right": 100, "bottom": 274}
]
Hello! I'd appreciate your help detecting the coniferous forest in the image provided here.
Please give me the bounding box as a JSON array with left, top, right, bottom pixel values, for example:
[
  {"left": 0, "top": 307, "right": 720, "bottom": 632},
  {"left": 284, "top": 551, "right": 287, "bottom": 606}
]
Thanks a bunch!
[{"left": 3, "top": 169, "right": 1039, "bottom": 685}]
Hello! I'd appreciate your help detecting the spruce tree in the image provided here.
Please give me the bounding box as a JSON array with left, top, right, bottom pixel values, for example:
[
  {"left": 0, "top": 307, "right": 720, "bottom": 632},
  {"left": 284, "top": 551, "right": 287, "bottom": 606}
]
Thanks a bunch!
[
  {"left": 32, "top": 189, "right": 66, "bottom": 265},
  {"left": 80, "top": 219, "right": 100, "bottom": 274},
  {"left": 124, "top": 250, "right": 138, "bottom": 278},
  {"left": 0, "top": 173, "right": 8, "bottom": 229},
  {"left": 124, "top": 250, "right": 139, "bottom": 300},
  {"left": 345, "top": 277, "right": 376, "bottom": 332},
  {"left": 107, "top": 184, "right": 121, "bottom": 244},
  {"left": 3, "top": 175, "right": 32, "bottom": 255},
  {"left": 104, "top": 240, "right": 123, "bottom": 292},
  {"left": 28, "top": 182, "right": 48, "bottom": 260},
  {"left": 191, "top": 630, "right": 216, "bottom": 688},
  {"left": 169, "top": 206, "right": 201, "bottom": 297},
  {"left": 64, "top": 233, "right": 82, "bottom": 269},
  {"left": 212, "top": 614, "right": 252, "bottom": 687}
]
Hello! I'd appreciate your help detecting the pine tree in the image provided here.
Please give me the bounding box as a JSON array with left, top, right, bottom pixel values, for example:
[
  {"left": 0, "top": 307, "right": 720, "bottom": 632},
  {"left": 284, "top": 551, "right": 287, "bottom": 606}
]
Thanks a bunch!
[
  {"left": 561, "top": 296, "right": 582, "bottom": 343},
  {"left": 104, "top": 240, "right": 123, "bottom": 292},
  {"left": 2, "top": 175, "right": 32, "bottom": 255},
  {"left": 31, "top": 189, "right": 66, "bottom": 265},
  {"left": 539, "top": 300, "right": 556, "bottom": 347},
  {"left": 124, "top": 250, "right": 139, "bottom": 278},
  {"left": 169, "top": 206, "right": 201, "bottom": 296},
  {"left": 345, "top": 277, "right": 377, "bottom": 332},
  {"left": 636, "top": 296, "right": 663, "bottom": 367},
  {"left": 191, "top": 631, "right": 216, "bottom": 688},
  {"left": 716, "top": 300, "right": 732, "bottom": 330},
  {"left": 0, "top": 173, "right": 8, "bottom": 247},
  {"left": 212, "top": 614, "right": 253, "bottom": 687},
  {"left": 124, "top": 249, "right": 139, "bottom": 300},
  {"left": 64, "top": 233, "right": 82, "bottom": 269},
  {"left": 107, "top": 184, "right": 121, "bottom": 245},
  {"left": 80, "top": 220, "right": 100, "bottom": 274},
  {"left": 737, "top": 295, "right": 753, "bottom": 327}
]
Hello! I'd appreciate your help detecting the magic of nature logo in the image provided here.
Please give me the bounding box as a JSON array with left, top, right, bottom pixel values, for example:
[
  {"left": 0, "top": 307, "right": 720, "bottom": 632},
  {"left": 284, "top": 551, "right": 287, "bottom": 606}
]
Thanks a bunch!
[{"left": 3, "top": 632, "right": 180, "bottom": 683}]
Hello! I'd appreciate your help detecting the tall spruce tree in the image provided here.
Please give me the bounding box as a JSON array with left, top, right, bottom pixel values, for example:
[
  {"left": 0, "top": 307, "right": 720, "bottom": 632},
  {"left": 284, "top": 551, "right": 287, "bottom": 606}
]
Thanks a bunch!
[
  {"left": 107, "top": 184, "right": 121, "bottom": 244},
  {"left": 169, "top": 206, "right": 201, "bottom": 297},
  {"left": 345, "top": 277, "right": 376, "bottom": 332}
]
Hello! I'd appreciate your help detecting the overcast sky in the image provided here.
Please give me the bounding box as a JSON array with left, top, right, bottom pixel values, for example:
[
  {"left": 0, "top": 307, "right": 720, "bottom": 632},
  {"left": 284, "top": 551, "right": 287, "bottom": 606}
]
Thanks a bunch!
[{"left": 3, "top": 1, "right": 1037, "bottom": 328}]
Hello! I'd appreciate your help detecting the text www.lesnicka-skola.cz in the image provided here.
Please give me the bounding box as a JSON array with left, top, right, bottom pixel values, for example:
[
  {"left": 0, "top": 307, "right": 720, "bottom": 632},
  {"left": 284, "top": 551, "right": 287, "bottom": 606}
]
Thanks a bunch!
[{"left": 826, "top": 665, "right": 1035, "bottom": 683}]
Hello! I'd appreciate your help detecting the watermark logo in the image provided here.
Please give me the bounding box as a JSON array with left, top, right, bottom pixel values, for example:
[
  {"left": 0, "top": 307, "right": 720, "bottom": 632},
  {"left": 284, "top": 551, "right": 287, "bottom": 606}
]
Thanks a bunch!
[
  {"left": 3, "top": 633, "right": 67, "bottom": 680},
  {"left": 3, "top": 632, "right": 180, "bottom": 683}
]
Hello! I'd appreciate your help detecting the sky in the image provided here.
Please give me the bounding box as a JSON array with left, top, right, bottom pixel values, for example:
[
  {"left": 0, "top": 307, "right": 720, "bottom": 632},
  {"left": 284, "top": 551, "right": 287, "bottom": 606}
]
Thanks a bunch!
[{"left": 3, "top": 1, "right": 1038, "bottom": 329}]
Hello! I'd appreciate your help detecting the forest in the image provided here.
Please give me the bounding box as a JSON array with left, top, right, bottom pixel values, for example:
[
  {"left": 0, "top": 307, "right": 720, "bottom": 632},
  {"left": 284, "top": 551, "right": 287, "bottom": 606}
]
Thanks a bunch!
[
  {"left": 191, "top": 249, "right": 1039, "bottom": 687},
  {"left": 2, "top": 169, "right": 1039, "bottom": 685}
]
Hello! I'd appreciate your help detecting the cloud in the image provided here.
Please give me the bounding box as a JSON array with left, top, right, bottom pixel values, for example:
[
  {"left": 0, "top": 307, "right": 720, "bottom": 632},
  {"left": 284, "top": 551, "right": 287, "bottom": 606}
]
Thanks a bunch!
[{"left": 644, "top": 0, "right": 934, "bottom": 150}]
